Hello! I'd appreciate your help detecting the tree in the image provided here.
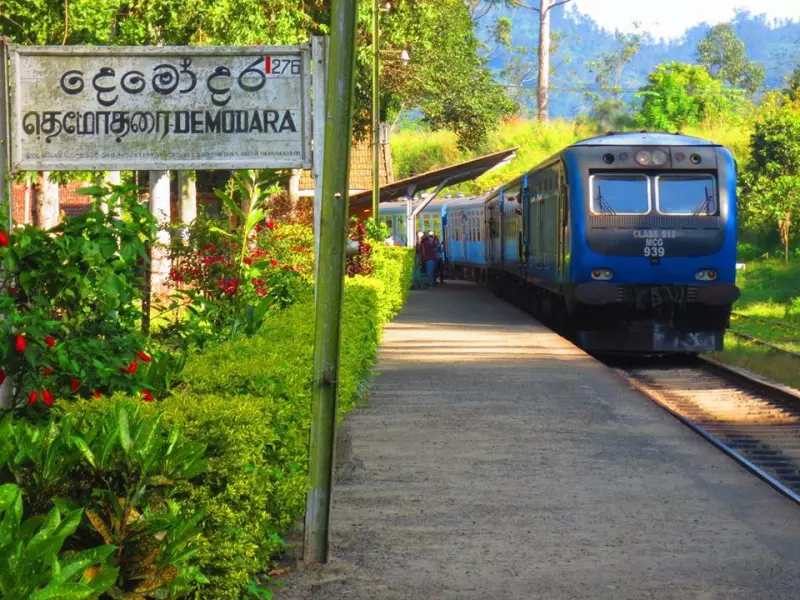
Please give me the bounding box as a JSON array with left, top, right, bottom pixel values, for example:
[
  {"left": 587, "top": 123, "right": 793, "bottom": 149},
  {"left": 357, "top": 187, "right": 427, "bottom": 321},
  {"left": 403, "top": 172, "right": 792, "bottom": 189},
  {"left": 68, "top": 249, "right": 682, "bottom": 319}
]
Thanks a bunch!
[
  {"left": 741, "top": 97, "right": 800, "bottom": 262},
  {"left": 635, "top": 62, "right": 741, "bottom": 131},
  {"left": 696, "top": 23, "right": 765, "bottom": 94},
  {"left": 585, "top": 30, "right": 641, "bottom": 131},
  {"left": 529, "top": 0, "right": 573, "bottom": 122},
  {"left": 787, "top": 64, "right": 800, "bottom": 101},
  {"left": 1, "top": 0, "right": 513, "bottom": 151},
  {"left": 390, "top": 1, "right": 516, "bottom": 151}
]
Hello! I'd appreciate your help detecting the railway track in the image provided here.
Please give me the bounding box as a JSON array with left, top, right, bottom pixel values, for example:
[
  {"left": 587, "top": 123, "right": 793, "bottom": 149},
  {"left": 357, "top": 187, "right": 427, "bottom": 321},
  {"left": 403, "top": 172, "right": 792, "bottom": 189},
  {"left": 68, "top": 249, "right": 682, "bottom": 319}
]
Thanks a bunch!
[
  {"left": 611, "top": 356, "right": 800, "bottom": 505},
  {"left": 729, "top": 312, "right": 800, "bottom": 357}
]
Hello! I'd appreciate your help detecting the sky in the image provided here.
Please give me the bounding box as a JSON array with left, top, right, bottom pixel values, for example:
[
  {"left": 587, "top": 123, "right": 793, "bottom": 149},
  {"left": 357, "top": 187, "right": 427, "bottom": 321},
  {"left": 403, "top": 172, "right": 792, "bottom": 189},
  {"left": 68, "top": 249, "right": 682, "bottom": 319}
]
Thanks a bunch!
[{"left": 569, "top": 0, "right": 800, "bottom": 40}]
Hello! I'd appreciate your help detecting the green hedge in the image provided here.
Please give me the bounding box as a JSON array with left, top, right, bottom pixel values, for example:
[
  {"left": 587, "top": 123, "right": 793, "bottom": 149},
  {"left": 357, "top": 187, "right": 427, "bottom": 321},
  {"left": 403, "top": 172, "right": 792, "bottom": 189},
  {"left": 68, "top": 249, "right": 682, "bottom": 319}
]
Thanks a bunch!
[{"left": 160, "top": 246, "right": 414, "bottom": 598}]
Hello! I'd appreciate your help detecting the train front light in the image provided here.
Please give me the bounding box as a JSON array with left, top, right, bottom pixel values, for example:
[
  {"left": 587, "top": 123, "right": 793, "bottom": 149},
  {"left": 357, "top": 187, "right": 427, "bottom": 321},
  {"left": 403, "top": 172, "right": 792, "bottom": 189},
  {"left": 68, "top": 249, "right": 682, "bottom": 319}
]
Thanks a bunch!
[
  {"left": 695, "top": 269, "right": 718, "bottom": 281},
  {"left": 651, "top": 149, "right": 668, "bottom": 165},
  {"left": 634, "top": 150, "right": 651, "bottom": 166},
  {"left": 591, "top": 268, "right": 614, "bottom": 281}
]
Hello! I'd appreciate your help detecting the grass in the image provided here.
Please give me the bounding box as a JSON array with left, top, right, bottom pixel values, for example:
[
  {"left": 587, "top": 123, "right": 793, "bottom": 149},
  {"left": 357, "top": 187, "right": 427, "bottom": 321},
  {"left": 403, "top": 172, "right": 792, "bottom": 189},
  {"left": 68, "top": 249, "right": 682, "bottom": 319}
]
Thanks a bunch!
[
  {"left": 713, "top": 334, "right": 800, "bottom": 390},
  {"left": 712, "top": 257, "right": 800, "bottom": 388}
]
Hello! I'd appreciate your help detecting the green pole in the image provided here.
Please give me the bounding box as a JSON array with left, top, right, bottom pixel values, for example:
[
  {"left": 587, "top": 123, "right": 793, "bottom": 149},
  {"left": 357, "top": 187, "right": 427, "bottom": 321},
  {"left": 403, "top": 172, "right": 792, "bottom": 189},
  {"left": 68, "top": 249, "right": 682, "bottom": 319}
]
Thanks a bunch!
[
  {"left": 303, "top": 0, "right": 359, "bottom": 564},
  {"left": 372, "top": 0, "right": 380, "bottom": 224}
]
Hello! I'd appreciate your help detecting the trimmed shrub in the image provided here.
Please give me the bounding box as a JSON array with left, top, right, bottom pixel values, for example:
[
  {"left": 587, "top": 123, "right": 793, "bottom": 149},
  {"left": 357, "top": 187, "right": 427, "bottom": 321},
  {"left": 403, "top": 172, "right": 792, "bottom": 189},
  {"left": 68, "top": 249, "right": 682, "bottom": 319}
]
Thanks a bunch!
[{"left": 157, "top": 246, "right": 414, "bottom": 598}]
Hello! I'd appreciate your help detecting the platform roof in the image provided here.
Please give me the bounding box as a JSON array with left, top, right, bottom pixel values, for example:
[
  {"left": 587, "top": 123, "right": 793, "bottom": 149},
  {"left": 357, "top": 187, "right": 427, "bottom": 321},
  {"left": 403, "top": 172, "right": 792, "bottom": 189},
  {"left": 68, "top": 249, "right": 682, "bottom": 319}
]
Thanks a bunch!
[{"left": 349, "top": 147, "right": 517, "bottom": 210}]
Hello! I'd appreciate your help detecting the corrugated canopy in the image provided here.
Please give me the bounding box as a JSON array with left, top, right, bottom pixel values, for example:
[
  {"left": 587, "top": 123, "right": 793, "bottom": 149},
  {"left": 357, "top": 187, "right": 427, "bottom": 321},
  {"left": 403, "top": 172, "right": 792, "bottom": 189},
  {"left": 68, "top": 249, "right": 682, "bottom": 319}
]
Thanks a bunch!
[{"left": 349, "top": 147, "right": 517, "bottom": 208}]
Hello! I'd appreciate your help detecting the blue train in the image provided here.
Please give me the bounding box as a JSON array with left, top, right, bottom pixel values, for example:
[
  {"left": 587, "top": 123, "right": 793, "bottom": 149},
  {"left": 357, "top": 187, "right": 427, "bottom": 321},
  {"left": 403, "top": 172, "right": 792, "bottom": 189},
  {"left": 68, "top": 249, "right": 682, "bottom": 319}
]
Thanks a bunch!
[{"left": 381, "top": 132, "right": 740, "bottom": 353}]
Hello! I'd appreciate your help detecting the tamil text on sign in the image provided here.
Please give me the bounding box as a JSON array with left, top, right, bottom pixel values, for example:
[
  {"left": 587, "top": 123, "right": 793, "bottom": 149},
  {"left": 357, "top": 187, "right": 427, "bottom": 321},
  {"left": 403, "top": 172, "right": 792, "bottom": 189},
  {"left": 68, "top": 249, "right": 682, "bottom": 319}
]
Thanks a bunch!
[{"left": 8, "top": 45, "right": 312, "bottom": 171}]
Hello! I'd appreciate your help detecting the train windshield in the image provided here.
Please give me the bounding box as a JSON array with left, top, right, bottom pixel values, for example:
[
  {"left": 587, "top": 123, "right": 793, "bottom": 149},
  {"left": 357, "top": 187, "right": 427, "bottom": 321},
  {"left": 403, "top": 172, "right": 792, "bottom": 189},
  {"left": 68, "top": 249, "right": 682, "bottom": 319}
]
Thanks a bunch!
[
  {"left": 590, "top": 174, "right": 649, "bottom": 215},
  {"left": 657, "top": 175, "right": 717, "bottom": 215}
]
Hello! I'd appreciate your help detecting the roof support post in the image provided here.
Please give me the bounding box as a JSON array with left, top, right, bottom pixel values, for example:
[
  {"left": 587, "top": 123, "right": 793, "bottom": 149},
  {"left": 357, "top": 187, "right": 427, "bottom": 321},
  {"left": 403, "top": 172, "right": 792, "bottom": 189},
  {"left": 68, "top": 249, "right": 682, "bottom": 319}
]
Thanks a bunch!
[{"left": 405, "top": 182, "right": 417, "bottom": 247}]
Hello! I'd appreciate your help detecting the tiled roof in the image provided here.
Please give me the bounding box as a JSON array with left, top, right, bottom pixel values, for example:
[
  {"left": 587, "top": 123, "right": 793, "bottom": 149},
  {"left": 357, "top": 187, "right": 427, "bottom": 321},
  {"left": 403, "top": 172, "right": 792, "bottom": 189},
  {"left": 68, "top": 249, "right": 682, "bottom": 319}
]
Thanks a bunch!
[{"left": 299, "top": 135, "right": 392, "bottom": 192}]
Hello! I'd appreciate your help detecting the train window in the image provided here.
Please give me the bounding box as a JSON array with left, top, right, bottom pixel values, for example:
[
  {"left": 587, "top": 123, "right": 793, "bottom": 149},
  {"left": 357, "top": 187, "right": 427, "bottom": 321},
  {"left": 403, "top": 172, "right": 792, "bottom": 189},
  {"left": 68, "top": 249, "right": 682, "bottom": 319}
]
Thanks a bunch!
[
  {"left": 656, "top": 175, "right": 717, "bottom": 215},
  {"left": 590, "top": 174, "right": 650, "bottom": 215}
]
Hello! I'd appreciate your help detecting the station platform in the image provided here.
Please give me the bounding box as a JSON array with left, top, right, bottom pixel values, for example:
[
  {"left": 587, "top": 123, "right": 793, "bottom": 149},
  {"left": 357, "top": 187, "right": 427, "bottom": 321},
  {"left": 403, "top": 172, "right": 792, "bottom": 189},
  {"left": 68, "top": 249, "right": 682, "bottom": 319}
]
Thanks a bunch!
[{"left": 280, "top": 281, "right": 800, "bottom": 600}]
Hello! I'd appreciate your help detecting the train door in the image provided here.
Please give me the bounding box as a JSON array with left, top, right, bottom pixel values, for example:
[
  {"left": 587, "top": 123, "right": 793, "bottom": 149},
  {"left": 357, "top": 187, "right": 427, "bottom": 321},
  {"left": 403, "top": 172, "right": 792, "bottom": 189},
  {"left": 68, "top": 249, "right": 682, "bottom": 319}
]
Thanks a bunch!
[
  {"left": 520, "top": 174, "right": 530, "bottom": 274},
  {"left": 536, "top": 179, "right": 545, "bottom": 270},
  {"left": 498, "top": 189, "right": 505, "bottom": 267},
  {"left": 557, "top": 165, "right": 568, "bottom": 279}
]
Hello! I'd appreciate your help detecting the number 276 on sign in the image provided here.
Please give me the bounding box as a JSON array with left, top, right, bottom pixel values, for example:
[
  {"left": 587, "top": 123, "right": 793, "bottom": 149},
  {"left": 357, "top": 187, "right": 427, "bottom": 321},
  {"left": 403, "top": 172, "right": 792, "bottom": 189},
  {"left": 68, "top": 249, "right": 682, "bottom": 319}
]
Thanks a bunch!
[{"left": 264, "top": 56, "right": 301, "bottom": 75}]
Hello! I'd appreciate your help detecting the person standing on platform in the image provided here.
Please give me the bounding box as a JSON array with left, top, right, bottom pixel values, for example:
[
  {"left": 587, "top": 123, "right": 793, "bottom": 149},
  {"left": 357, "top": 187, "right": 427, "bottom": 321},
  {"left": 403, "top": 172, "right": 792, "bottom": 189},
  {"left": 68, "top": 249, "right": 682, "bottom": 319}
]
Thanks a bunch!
[
  {"left": 420, "top": 233, "right": 438, "bottom": 286},
  {"left": 431, "top": 232, "right": 445, "bottom": 284}
]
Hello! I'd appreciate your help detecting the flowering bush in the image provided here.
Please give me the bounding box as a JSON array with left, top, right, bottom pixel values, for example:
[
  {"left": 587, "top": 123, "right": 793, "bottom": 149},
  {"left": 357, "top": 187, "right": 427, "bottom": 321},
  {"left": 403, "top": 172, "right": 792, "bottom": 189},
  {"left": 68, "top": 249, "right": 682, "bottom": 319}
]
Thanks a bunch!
[
  {"left": 0, "top": 186, "right": 158, "bottom": 408},
  {"left": 161, "top": 171, "right": 314, "bottom": 348},
  {"left": 346, "top": 218, "right": 373, "bottom": 277}
]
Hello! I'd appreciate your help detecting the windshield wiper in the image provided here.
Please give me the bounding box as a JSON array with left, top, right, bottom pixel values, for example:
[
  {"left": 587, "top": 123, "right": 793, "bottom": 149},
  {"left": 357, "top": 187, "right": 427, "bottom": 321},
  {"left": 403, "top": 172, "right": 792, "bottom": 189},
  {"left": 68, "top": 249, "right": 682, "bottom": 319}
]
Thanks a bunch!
[
  {"left": 692, "top": 185, "right": 714, "bottom": 216},
  {"left": 595, "top": 185, "right": 617, "bottom": 215}
]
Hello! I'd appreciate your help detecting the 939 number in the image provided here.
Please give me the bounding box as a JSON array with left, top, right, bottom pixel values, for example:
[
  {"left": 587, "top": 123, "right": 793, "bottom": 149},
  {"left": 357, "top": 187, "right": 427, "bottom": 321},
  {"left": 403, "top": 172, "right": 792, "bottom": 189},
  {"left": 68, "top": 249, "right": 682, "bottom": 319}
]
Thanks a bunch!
[{"left": 644, "top": 246, "right": 665, "bottom": 257}]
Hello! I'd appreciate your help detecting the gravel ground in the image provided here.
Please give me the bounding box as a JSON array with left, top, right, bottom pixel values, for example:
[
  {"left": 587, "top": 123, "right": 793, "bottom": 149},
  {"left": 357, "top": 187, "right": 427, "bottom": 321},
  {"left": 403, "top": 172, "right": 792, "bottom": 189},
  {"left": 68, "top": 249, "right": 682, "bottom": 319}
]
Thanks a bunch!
[{"left": 277, "top": 281, "right": 800, "bottom": 600}]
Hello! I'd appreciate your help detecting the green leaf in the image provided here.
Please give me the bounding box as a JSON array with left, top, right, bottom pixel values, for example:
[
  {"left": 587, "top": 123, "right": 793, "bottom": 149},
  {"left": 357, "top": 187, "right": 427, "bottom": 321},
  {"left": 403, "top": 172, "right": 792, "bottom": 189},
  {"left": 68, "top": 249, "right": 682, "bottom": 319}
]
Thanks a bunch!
[
  {"left": 75, "top": 185, "right": 107, "bottom": 197},
  {"left": 245, "top": 208, "right": 266, "bottom": 236},
  {"left": 29, "top": 582, "right": 97, "bottom": 600},
  {"left": 71, "top": 436, "right": 96, "bottom": 468},
  {"left": 117, "top": 408, "right": 132, "bottom": 455}
]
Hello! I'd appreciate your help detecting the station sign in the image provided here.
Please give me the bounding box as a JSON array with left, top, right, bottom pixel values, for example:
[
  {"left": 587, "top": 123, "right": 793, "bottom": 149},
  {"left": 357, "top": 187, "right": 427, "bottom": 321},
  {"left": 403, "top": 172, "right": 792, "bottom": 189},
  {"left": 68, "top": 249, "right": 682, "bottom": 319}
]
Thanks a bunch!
[{"left": 7, "top": 45, "right": 312, "bottom": 171}]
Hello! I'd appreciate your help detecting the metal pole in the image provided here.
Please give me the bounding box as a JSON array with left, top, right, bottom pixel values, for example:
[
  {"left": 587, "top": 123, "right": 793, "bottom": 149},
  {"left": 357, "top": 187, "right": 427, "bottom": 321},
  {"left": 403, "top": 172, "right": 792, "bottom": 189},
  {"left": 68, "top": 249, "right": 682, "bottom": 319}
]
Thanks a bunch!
[
  {"left": 371, "top": 0, "right": 380, "bottom": 224},
  {"left": 304, "top": 0, "right": 358, "bottom": 564}
]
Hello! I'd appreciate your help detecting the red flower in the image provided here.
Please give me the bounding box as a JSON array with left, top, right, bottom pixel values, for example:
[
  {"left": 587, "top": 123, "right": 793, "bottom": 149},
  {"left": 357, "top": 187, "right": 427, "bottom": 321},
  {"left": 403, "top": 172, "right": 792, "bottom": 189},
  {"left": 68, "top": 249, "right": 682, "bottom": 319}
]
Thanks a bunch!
[
  {"left": 42, "top": 389, "right": 53, "bottom": 406},
  {"left": 222, "top": 278, "right": 239, "bottom": 295},
  {"left": 266, "top": 220, "right": 275, "bottom": 230},
  {"left": 44, "top": 336, "right": 56, "bottom": 348},
  {"left": 43, "top": 367, "right": 52, "bottom": 376},
  {"left": 8, "top": 286, "right": 17, "bottom": 295},
  {"left": 28, "top": 390, "right": 38, "bottom": 405},
  {"left": 121, "top": 358, "right": 139, "bottom": 374},
  {"left": 0, "top": 231, "right": 8, "bottom": 247},
  {"left": 137, "top": 351, "right": 151, "bottom": 363},
  {"left": 0, "top": 369, "right": 5, "bottom": 385},
  {"left": 254, "top": 224, "right": 263, "bottom": 232},
  {"left": 251, "top": 278, "right": 264, "bottom": 286},
  {"left": 203, "top": 244, "right": 217, "bottom": 254},
  {"left": 142, "top": 389, "right": 154, "bottom": 403},
  {"left": 136, "top": 257, "right": 144, "bottom": 265},
  {"left": 70, "top": 378, "right": 80, "bottom": 393},
  {"left": 15, "top": 334, "right": 26, "bottom": 353},
  {"left": 256, "top": 288, "right": 267, "bottom": 297},
  {"left": 243, "top": 257, "right": 253, "bottom": 265},
  {"left": 270, "top": 259, "right": 278, "bottom": 267},
  {"left": 93, "top": 391, "right": 102, "bottom": 399}
]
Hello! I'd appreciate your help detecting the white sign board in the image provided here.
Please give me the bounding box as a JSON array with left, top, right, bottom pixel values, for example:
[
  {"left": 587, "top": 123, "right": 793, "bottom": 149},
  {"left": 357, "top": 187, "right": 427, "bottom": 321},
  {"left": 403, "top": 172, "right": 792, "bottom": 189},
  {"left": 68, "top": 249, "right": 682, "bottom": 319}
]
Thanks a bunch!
[{"left": 8, "top": 45, "right": 312, "bottom": 171}]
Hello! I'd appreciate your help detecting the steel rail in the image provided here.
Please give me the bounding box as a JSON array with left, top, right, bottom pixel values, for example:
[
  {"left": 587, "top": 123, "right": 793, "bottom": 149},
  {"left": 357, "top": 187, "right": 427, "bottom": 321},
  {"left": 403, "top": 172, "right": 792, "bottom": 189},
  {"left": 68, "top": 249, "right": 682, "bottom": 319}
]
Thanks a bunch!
[
  {"left": 731, "top": 311, "right": 800, "bottom": 333},
  {"left": 612, "top": 359, "right": 800, "bottom": 507},
  {"left": 728, "top": 329, "right": 800, "bottom": 359}
]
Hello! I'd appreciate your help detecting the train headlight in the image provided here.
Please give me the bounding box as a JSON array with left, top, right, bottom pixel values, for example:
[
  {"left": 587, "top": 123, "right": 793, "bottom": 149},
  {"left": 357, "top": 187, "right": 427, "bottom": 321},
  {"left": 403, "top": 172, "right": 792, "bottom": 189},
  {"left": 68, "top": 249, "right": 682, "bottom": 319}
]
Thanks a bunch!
[
  {"left": 634, "top": 150, "right": 651, "bottom": 166},
  {"left": 652, "top": 149, "right": 668, "bottom": 165},
  {"left": 591, "top": 268, "right": 614, "bottom": 281},
  {"left": 695, "top": 269, "right": 718, "bottom": 281}
]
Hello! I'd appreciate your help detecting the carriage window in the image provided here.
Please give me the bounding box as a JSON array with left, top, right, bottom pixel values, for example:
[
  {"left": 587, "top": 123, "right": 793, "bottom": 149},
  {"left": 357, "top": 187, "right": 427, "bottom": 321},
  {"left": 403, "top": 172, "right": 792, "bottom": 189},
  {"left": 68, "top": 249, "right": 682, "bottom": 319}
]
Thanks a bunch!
[
  {"left": 657, "top": 175, "right": 717, "bottom": 215},
  {"left": 590, "top": 174, "right": 650, "bottom": 215}
]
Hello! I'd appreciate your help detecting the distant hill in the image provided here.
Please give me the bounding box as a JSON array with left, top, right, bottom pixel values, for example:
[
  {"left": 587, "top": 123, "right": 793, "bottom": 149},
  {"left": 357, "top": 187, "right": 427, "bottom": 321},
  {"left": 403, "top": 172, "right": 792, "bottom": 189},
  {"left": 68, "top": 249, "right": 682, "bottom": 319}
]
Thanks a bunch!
[{"left": 478, "top": 6, "right": 800, "bottom": 118}]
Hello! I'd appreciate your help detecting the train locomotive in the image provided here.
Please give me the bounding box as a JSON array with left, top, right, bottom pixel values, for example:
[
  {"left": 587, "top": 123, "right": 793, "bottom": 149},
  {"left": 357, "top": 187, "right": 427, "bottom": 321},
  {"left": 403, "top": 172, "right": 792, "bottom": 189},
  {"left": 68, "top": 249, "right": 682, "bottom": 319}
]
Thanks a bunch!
[{"left": 387, "top": 132, "right": 740, "bottom": 353}]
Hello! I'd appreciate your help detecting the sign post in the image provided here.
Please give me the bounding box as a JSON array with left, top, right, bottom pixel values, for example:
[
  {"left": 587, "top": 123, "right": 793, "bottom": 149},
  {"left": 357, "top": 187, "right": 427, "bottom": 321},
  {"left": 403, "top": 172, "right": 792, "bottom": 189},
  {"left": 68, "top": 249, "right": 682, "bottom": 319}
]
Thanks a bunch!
[{"left": 0, "top": 37, "right": 13, "bottom": 410}]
